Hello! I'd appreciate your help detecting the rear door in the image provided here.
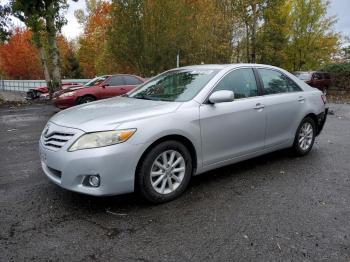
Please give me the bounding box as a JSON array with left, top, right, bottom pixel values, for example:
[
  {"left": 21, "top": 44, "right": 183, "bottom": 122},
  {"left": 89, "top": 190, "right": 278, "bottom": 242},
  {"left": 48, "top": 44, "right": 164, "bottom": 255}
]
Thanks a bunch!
[
  {"left": 200, "top": 68, "right": 266, "bottom": 166},
  {"left": 256, "top": 68, "right": 305, "bottom": 148}
]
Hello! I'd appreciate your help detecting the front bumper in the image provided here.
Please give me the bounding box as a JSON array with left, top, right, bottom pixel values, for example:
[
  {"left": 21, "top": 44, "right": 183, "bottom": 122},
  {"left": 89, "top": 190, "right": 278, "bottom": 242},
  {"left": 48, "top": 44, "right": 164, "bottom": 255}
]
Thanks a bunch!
[
  {"left": 316, "top": 107, "right": 328, "bottom": 136},
  {"left": 39, "top": 123, "right": 147, "bottom": 196},
  {"left": 52, "top": 96, "right": 76, "bottom": 109}
]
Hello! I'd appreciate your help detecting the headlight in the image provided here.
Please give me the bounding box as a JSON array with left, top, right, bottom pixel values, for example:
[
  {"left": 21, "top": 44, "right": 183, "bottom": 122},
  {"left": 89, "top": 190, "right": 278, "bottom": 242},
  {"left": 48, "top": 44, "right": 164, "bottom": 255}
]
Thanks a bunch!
[
  {"left": 59, "top": 91, "right": 75, "bottom": 97},
  {"left": 68, "top": 129, "right": 136, "bottom": 151}
]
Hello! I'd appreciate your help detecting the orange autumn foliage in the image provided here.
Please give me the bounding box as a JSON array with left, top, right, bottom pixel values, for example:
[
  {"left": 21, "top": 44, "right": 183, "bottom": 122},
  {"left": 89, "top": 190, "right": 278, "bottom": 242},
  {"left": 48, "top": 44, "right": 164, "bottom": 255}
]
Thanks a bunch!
[
  {"left": 0, "top": 28, "right": 44, "bottom": 79},
  {"left": 78, "top": 2, "right": 127, "bottom": 77}
]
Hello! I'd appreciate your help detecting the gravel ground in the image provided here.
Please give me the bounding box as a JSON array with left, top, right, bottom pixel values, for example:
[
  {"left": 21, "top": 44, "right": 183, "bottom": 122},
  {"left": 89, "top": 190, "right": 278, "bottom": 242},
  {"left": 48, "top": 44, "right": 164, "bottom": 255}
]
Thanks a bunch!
[
  {"left": 0, "top": 91, "right": 27, "bottom": 102},
  {"left": 0, "top": 103, "right": 349, "bottom": 261}
]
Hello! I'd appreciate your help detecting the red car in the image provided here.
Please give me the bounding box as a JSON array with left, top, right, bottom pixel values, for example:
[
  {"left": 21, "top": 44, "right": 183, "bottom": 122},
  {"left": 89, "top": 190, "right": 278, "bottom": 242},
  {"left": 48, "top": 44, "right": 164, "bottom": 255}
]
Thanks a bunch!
[
  {"left": 26, "top": 82, "right": 81, "bottom": 100},
  {"left": 293, "top": 71, "right": 331, "bottom": 93},
  {"left": 52, "top": 74, "right": 145, "bottom": 109}
]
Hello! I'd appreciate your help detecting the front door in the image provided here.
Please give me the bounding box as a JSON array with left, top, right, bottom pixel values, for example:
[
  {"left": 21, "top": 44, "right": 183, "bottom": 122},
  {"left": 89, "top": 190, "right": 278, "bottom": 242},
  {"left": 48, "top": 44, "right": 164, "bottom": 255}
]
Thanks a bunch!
[
  {"left": 200, "top": 68, "right": 266, "bottom": 166},
  {"left": 102, "top": 75, "right": 126, "bottom": 98}
]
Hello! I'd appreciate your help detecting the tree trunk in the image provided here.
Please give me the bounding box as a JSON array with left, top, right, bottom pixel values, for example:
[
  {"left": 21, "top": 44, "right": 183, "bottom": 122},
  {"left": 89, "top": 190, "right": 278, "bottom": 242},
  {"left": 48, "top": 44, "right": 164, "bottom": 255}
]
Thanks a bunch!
[
  {"left": 245, "top": 21, "right": 250, "bottom": 63},
  {"left": 32, "top": 29, "right": 51, "bottom": 86},
  {"left": 45, "top": 3, "right": 61, "bottom": 97},
  {"left": 251, "top": 3, "right": 257, "bottom": 63}
]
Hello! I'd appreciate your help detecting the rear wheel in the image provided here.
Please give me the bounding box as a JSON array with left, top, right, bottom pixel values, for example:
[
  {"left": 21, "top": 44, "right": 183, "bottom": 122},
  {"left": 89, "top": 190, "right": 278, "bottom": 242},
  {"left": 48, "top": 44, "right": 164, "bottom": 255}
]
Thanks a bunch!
[
  {"left": 136, "top": 140, "right": 193, "bottom": 203},
  {"left": 78, "top": 95, "right": 95, "bottom": 104},
  {"left": 323, "top": 86, "right": 328, "bottom": 94},
  {"left": 292, "top": 116, "right": 316, "bottom": 156}
]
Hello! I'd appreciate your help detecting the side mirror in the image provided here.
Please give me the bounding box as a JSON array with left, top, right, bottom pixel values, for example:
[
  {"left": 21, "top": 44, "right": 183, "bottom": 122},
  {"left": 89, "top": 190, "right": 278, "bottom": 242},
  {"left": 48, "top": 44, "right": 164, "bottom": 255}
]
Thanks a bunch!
[
  {"left": 208, "top": 90, "right": 234, "bottom": 104},
  {"left": 102, "top": 84, "right": 109, "bottom": 88}
]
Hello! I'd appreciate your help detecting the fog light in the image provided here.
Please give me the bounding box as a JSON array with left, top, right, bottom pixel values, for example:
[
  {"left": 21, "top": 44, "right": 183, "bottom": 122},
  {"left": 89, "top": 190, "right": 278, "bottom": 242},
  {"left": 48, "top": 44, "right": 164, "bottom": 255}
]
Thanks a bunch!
[{"left": 88, "top": 175, "right": 100, "bottom": 187}]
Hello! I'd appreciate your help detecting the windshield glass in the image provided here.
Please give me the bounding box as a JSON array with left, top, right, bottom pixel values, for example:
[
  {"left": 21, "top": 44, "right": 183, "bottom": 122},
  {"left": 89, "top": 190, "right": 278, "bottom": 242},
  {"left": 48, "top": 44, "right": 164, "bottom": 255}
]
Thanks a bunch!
[
  {"left": 128, "top": 69, "right": 219, "bottom": 102},
  {"left": 294, "top": 73, "right": 312, "bottom": 81},
  {"left": 84, "top": 76, "right": 109, "bottom": 87}
]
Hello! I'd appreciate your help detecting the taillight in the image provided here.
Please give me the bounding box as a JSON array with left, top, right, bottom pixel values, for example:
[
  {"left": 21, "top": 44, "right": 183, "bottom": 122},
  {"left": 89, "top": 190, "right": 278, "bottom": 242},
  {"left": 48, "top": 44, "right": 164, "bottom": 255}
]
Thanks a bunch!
[{"left": 321, "top": 94, "right": 327, "bottom": 104}]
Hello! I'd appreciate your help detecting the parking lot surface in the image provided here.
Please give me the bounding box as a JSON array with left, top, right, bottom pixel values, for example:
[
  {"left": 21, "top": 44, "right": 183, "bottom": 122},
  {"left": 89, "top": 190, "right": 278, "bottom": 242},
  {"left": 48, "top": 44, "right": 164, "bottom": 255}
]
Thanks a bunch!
[{"left": 1, "top": 103, "right": 350, "bottom": 261}]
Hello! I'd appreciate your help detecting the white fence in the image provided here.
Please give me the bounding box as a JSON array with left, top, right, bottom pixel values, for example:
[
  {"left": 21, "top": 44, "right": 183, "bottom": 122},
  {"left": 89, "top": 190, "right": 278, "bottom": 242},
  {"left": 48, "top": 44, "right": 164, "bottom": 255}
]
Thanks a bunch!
[{"left": 0, "top": 79, "right": 90, "bottom": 92}]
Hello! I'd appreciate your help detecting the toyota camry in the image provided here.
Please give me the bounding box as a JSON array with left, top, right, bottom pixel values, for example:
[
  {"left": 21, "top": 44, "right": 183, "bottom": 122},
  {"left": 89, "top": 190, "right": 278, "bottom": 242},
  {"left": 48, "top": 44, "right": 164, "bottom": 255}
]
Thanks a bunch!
[{"left": 39, "top": 64, "right": 328, "bottom": 203}]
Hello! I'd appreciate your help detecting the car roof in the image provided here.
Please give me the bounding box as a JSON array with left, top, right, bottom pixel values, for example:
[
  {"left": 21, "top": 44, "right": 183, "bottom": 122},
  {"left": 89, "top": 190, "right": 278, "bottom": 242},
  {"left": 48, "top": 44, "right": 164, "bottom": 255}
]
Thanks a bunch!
[{"left": 179, "top": 63, "right": 291, "bottom": 71}]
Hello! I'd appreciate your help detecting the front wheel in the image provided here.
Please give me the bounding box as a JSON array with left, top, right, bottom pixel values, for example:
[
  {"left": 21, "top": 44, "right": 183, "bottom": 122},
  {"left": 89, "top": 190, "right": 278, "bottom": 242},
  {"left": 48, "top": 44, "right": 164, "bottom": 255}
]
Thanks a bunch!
[
  {"left": 136, "top": 140, "right": 193, "bottom": 203},
  {"left": 292, "top": 117, "right": 316, "bottom": 156},
  {"left": 78, "top": 95, "right": 95, "bottom": 104}
]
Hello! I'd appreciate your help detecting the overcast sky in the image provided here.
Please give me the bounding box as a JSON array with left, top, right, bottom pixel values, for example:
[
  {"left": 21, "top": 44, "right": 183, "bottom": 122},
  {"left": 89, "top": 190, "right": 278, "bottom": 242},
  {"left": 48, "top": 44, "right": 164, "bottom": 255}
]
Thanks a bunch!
[
  {"left": 328, "top": 0, "right": 350, "bottom": 40},
  {"left": 5, "top": 0, "right": 350, "bottom": 41}
]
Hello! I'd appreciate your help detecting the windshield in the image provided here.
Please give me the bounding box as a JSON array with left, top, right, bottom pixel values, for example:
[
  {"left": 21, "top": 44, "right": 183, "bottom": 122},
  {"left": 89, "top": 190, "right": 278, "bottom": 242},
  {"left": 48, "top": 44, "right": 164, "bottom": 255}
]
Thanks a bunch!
[
  {"left": 128, "top": 69, "right": 219, "bottom": 102},
  {"left": 294, "top": 72, "right": 312, "bottom": 81},
  {"left": 84, "top": 76, "right": 109, "bottom": 87}
]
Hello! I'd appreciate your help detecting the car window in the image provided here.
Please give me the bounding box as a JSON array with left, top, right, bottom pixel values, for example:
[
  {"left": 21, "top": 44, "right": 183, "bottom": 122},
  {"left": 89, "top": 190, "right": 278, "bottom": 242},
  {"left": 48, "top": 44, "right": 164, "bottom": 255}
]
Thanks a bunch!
[
  {"left": 124, "top": 76, "right": 143, "bottom": 85},
  {"left": 258, "top": 68, "right": 302, "bottom": 95},
  {"left": 313, "top": 73, "right": 323, "bottom": 80},
  {"left": 213, "top": 68, "right": 258, "bottom": 99},
  {"left": 108, "top": 76, "right": 124, "bottom": 86},
  {"left": 294, "top": 72, "right": 312, "bottom": 81},
  {"left": 84, "top": 76, "right": 109, "bottom": 87},
  {"left": 324, "top": 73, "right": 330, "bottom": 79}
]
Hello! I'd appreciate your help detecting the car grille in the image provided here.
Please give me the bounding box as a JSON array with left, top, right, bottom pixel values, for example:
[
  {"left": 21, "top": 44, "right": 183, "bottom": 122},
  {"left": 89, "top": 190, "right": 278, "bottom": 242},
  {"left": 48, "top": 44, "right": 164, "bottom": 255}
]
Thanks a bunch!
[
  {"left": 43, "top": 132, "right": 74, "bottom": 149},
  {"left": 42, "top": 124, "right": 76, "bottom": 151}
]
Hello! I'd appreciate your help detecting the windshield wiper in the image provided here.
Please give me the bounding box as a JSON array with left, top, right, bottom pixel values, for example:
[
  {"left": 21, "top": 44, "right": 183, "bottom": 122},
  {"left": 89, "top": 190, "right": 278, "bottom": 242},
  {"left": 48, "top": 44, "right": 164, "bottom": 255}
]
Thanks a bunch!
[{"left": 132, "top": 94, "right": 160, "bottom": 101}]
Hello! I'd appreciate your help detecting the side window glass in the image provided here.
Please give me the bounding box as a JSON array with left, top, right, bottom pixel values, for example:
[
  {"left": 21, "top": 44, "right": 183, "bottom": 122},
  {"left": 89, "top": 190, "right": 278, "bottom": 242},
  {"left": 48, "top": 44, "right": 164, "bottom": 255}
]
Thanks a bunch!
[
  {"left": 258, "top": 69, "right": 301, "bottom": 95},
  {"left": 314, "top": 73, "right": 323, "bottom": 80},
  {"left": 124, "top": 76, "right": 143, "bottom": 85},
  {"left": 213, "top": 68, "right": 258, "bottom": 99},
  {"left": 109, "top": 76, "right": 124, "bottom": 86}
]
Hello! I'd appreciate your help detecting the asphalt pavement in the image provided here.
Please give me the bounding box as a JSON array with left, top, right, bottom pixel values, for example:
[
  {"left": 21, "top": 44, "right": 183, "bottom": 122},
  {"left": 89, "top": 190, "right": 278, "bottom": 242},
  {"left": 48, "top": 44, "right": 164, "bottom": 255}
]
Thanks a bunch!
[{"left": 0, "top": 103, "right": 349, "bottom": 261}]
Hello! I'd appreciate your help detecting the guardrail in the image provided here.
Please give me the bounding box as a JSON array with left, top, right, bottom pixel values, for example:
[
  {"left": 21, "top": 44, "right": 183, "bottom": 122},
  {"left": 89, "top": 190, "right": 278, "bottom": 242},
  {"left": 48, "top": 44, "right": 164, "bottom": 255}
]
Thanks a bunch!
[{"left": 0, "top": 79, "right": 90, "bottom": 92}]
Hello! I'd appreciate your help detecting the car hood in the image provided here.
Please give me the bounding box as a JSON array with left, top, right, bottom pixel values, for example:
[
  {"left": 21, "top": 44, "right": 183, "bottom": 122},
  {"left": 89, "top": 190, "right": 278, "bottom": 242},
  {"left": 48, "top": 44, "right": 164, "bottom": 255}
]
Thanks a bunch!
[
  {"left": 50, "top": 96, "right": 182, "bottom": 132},
  {"left": 53, "top": 85, "right": 85, "bottom": 97},
  {"left": 62, "top": 84, "right": 83, "bottom": 90}
]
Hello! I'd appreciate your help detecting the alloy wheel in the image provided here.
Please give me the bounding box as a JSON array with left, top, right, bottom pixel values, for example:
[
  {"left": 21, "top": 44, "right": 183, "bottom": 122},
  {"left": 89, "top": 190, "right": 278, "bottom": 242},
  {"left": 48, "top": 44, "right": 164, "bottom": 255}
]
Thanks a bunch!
[
  {"left": 298, "top": 122, "right": 313, "bottom": 151},
  {"left": 150, "top": 150, "right": 186, "bottom": 194}
]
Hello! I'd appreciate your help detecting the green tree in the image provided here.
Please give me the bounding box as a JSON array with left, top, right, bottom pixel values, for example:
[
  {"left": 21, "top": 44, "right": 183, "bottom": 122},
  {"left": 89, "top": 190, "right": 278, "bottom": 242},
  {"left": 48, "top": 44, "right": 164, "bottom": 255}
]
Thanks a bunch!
[
  {"left": 11, "top": 0, "right": 75, "bottom": 95},
  {"left": 257, "top": 0, "right": 292, "bottom": 66},
  {"left": 0, "top": 4, "right": 12, "bottom": 43},
  {"left": 287, "top": 0, "right": 340, "bottom": 71},
  {"left": 107, "top": 0, "right": 235, "bottom": 76}
]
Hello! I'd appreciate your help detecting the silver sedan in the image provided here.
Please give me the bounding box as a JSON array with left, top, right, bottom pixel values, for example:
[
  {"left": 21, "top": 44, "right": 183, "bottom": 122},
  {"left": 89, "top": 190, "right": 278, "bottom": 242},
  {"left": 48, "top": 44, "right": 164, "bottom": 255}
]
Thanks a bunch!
[{"left": 39, "top": 64, "right": 328, "bottom": 203}]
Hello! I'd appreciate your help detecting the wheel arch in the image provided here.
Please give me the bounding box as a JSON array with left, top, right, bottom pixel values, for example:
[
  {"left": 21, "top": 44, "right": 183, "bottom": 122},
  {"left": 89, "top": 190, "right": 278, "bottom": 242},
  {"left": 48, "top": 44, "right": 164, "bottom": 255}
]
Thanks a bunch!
[
  {"left": 76, "top": 94, "right": 97, "bottom": 104},
  {"left": 135, "top": 134, "right": 198, "bottom": 184},
  {"left": 304, "top": 112, "right": 318, "bottom": 134}
]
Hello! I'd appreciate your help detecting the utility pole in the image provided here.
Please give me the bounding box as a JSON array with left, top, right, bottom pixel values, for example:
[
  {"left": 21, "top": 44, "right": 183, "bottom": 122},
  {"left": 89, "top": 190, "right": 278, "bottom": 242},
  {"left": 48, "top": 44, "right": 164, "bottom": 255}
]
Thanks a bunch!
[{"left": 176, "top": 50, "right": 180, "bottom": 68}]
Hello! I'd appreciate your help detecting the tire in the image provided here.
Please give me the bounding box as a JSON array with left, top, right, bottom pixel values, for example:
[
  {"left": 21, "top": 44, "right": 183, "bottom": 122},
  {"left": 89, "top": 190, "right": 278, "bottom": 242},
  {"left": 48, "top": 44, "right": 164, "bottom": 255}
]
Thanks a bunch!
[
  {"left": 292, "top": 116, "right": 316, "bottom": 156},
  {"left": 323, "top": 86, "right": 328, "bottom": 94},
  {"left": 136, "top": 140, "right": 193, "bottom": 203},
  {"left": 78, "top": 95, "right": 95, "bottom": 104}
]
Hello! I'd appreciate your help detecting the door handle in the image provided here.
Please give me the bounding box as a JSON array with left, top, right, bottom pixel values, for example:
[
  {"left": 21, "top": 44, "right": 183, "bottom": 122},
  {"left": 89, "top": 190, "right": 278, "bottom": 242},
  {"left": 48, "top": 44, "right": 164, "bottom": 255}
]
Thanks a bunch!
[
  {"left": 254, "top": 103, "right": 265, "bottom": 110},
  {"left": 298, "top": 96, "right": 305, "bottom": 102}
]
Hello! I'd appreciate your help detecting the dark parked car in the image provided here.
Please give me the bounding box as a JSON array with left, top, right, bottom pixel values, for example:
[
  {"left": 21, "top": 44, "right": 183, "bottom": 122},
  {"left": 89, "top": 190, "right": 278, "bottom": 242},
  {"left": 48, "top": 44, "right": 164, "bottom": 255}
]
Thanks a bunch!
[
  {"left": 293, "top": 71, "right": 331, "bottom": 93},
  {"left": 52, "top": 74, "right": 145, "bottom": 109}
]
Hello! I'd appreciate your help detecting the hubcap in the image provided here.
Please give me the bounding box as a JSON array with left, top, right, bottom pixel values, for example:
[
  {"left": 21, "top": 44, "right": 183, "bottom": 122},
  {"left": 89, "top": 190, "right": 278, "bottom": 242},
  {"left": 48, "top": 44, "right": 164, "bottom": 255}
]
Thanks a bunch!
[
  {"left": 150, "top": 150, "right": 186, "bottom": 194},
  {"left": 298, "top": 122, "right": 313, "bottom": 151}
]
